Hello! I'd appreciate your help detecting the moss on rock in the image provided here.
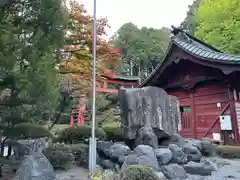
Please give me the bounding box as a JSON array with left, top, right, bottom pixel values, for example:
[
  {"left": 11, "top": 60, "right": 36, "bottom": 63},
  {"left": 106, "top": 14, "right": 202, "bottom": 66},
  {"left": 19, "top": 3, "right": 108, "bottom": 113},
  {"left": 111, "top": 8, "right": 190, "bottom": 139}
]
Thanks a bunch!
[{"left": 119, "top": 165, "right": 160, "bottom": 180}]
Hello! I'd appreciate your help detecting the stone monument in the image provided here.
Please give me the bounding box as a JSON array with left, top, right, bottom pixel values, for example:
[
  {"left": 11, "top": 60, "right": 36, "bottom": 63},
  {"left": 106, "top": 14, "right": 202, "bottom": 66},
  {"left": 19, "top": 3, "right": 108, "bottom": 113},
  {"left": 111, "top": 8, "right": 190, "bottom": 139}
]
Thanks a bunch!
[{"left": 119, "top": 86, "right": 181, "bottom": 148}]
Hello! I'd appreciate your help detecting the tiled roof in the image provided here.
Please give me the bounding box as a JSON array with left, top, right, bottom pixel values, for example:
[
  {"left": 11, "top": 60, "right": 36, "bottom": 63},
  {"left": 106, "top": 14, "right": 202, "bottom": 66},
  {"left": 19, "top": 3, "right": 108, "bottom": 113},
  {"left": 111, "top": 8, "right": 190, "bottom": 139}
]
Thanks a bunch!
[
  {"left": 139, "top": 27, "right": 240, "bottom": 87},
  {"left": 172, "top": 32, "right": 240, "bottom": 64}
]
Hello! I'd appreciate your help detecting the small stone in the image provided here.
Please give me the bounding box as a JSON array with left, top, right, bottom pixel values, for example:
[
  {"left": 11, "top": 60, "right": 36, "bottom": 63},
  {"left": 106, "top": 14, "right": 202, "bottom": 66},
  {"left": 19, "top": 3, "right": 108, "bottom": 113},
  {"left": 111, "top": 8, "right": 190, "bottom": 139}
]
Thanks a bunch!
[{"left": 183, "top": 161, "right": 217, "bottom": 176}]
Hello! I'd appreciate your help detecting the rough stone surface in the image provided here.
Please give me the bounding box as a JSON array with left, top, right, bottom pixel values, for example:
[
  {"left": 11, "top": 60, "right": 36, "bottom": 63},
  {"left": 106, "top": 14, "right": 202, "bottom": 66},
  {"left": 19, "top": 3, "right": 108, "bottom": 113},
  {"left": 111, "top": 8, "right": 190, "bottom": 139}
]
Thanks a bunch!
[
  {"left": 183, "top": 143, "right": 202, "bottom": 162},
  {"left": 162, "top": 164, "right": 188, "bottom": 179},
  {"left": 53, "top": 155, "right": 240, "bottom": 180},
  {"left": 97, "top": 141, "right": 113, "bottom": 158},
  {"left": 134, "top": 145, "right": 155, "bottom": 157},
  {"left": 155, "top": 148, "right": 172, "bottom": 165},
  {"left": 12, "top": 152, "right": 55, "bottom": 180},
  {"left": 12, "top": 138, "right": 51, "bottom": 159},
  {"left": 122, "top": 153, "right": 138, "bottom": 166},
  {"left": 123, "top": 145, "right": 160, "bottom": 171},
  {"left": 187, "top": 139, "right": 203, "bottom": 151},
  {"left": 183, "top": 161, "right": 217, "bottom": 176},
  {"left": 160, "top": 133, "right": 187, "bottom": 147},
  {"left": 169, "top": 95, "right": 181, "bottom": 132},
  {"left": 134, "top": 126, "right": 159, "bottom": 148},
  {"left": 169, "top": 144, "right": 187, "bottom": 164},
  {"left": 99, "top": 159, "right": 116, "bottom": 170},
  {"left": 201, "top": 140, "right": 214, "bottom": 156},
  {"left": 119, "top": 86, "right": 180, "bottom": 140},
  {"left": 109, "top": 143, "right": 130, "bottom": 162}
]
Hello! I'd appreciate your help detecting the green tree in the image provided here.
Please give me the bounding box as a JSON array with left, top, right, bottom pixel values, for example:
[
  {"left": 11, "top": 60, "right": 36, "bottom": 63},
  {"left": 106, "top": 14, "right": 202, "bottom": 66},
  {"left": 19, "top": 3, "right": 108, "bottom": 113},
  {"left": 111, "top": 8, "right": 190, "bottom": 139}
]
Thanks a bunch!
[
  {"left": 0, "top": 0, "right": 68, "bottom": 156},
  {"left": 195, "top": 0, "right": 240, "bottom": 54},
  {"left": 112, "top": 23, "right": 170, "bottom": 79},
  {"left": 0, "top": 0, "right": 68, "bottom": 119},
  {"left": 180, "top": 0, "right": 203, "bottom": 35}
]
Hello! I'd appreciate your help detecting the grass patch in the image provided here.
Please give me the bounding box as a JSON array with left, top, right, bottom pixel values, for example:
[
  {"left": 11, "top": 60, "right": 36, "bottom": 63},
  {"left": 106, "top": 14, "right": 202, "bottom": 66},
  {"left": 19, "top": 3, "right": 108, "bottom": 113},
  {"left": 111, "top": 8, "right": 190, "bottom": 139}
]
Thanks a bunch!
[
  {"left": 51, "top": 124, "right": 69, "bottom": 135},
  {"left": 215, "top": 145, "right": 240, "bottom": 158}
]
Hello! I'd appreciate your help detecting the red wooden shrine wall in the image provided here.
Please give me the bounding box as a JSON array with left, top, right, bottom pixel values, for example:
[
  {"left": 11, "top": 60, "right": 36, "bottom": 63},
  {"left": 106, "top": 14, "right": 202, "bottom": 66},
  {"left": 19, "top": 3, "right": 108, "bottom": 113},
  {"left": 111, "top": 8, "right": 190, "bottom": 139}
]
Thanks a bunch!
[
  {"left": 158, "top": 60, "right": 234, "bottom": 139},
  {"left": 168, "top": 82, "right": 230, "bottom": 139}
]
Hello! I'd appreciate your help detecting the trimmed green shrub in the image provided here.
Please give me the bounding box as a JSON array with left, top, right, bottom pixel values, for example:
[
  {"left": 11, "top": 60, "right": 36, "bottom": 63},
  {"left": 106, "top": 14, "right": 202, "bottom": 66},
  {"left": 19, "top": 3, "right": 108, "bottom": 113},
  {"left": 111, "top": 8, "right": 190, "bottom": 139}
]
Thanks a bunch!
[
  {"left": 102, "top": 123, "right": 124, "bottom": 142},
  {"left": 70, "top": 143, "right": 89, "bottom": 168},
  {"left": 6, "top": 123, "right": 53, "bottom": 139},
  {"left": 43, "top": 143, "right": 73, "bottom": 170},
  {"left": 215, "top": 145, "right": 240, "bottom": 158},
  {"left": 120, "top": 165, "right": 160, "bottom": 180},
  {"left": 57, "top": 125, "right": 106, "bottom": 143}
]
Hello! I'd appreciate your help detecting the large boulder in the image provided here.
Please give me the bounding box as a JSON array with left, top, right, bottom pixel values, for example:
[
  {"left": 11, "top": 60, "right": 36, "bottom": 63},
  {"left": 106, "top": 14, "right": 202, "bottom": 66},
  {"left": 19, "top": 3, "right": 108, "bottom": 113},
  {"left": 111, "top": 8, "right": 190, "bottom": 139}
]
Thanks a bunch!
[
  {"left": 183, "top": 143, "right": 202, "bottom": 162},
  {"left": 119, "top": 87, "right": 180, "bottom": 140},
  {"left": 123, "top": 145, "right": 160, "bottom": 171},
  {"left": 168, "top": 144, "right": 187, "bottom": 164},
  {"left": 162, "top": 164, "right": 188, "bottom": 179},
  {"left": 155, "top": 148, "right": 172, "bottom": 165},
  {"left": 12, "top": 152, "right": 55, "bottom": 180},
  {"left": 97, "top": 141, "right": 113, "bottom": 158},
  {"left": 109, "top": 142, "right": 131, "bottom": 163}
]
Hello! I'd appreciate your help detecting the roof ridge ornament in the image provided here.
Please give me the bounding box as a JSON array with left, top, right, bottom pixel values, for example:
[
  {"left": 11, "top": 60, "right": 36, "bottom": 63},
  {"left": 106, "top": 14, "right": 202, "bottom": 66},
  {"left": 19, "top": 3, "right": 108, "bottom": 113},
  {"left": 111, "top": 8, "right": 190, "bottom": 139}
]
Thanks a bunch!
[
  {"left": 171, "top": 26, "right": 192, "bottom": 43},
  {"left": 171, "top": 25, "right": 182, "bottom": 35}
]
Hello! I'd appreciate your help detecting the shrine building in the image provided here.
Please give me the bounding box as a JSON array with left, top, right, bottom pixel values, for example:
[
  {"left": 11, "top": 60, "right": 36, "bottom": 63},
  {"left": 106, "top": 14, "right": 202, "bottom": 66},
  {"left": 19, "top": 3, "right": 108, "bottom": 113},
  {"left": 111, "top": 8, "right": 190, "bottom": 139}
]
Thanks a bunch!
[{"left": 140, "top": 27, "right": 240, "bottom": 144}]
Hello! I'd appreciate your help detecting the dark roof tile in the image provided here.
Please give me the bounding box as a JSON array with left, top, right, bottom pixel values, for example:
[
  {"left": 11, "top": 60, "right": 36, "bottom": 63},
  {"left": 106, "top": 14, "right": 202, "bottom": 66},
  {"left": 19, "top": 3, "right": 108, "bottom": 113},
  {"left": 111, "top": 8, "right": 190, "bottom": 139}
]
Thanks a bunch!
[
  {"left": 173, "top": 35, "right": 240, "bottom": 64},
  {"left": 139, "top": 27, "right": 240, "bottom": 87}
]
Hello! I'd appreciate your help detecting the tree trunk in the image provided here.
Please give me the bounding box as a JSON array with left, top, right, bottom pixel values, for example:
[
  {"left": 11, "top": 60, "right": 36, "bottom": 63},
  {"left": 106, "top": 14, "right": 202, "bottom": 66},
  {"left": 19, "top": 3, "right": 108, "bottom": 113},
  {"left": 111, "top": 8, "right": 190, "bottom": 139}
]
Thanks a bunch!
[{"left": 49, "top": 104, "right": 65, "bottom": 131}]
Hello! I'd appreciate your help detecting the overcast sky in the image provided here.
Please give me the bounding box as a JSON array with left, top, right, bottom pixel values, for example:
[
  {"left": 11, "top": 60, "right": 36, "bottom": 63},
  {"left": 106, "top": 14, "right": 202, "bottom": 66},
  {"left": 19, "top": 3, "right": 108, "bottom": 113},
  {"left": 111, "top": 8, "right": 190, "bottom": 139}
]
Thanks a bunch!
[{"left": 81, "top": 0, "right": 194, "bottom": 38}]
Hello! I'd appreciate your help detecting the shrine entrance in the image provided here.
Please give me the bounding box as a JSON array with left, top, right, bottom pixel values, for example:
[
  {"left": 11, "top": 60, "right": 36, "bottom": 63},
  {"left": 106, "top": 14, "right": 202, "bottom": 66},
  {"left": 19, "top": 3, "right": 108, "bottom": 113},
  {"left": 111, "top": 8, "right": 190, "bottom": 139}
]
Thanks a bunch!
[{"left": 180, "top": 106, "right": 192, "bottom": 137}]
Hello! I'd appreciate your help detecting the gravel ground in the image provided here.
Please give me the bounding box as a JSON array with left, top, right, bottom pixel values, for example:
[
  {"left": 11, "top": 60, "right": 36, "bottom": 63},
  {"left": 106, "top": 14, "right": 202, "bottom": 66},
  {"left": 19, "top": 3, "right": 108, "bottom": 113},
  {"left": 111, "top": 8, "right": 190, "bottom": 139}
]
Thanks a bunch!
[
  {"left": 186, "top": 157, "right": 240, "bottom": 180},
  {"left": 55, "top": 157, "right": 240, "bottom": 180},
  {"left": 55, "top": 166, "right": 89, "bottom": 180}
]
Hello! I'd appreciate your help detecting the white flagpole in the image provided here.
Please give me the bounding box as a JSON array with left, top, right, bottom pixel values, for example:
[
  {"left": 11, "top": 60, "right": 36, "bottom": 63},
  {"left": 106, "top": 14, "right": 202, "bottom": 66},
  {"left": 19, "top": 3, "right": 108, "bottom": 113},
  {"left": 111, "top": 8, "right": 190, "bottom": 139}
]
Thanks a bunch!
[{"left": 89, "top": 0, "right": 97, "bottom": 173}]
